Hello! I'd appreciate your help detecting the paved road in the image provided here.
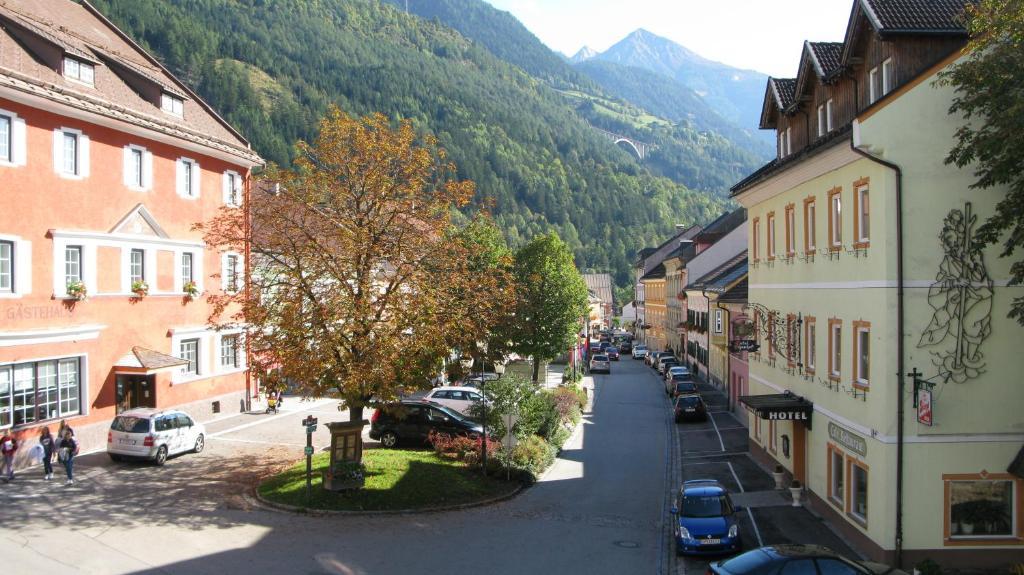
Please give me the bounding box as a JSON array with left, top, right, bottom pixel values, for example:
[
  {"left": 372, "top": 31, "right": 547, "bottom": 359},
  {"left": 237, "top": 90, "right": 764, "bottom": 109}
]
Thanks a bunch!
[{"left": 1, "top": 358, "right": 675, "bottom": 575}]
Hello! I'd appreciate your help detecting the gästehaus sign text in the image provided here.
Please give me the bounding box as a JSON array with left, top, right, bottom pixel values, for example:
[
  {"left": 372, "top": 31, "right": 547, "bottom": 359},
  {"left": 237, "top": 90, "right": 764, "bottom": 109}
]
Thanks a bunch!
[{"left": 828, "top": 422, "right": 867, "bottom": 456}]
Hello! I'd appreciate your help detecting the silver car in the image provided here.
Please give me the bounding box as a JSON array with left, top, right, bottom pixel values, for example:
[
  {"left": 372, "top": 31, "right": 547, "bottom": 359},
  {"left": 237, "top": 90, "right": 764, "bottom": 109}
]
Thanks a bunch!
[
  {"left": 589, "top": 353, "right": 611, "bottom": 374},
  {"left": 107, "top": 408, "right": 206, "bottom": 466}
]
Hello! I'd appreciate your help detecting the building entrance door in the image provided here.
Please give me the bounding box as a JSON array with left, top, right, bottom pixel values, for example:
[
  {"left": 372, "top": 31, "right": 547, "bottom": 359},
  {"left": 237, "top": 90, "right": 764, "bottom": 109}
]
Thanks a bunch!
[{"left": 116, "top": 374, "right": 156, "bottom": 413}]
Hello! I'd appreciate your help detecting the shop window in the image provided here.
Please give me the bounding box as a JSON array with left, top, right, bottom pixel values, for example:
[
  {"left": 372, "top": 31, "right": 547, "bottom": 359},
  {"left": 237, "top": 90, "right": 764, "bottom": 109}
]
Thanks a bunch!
[
  {"left": 848, "top": 460, "right": 869, "bottom": 524},
  {"left": 0, "top": 357, "right": 82, "bottom": 427},
  {"left": 829, "top": 446, "right": 844, "bottom": 506},
  {"left": 946, "top": 477, "right": 1017, "bottom": 539}
]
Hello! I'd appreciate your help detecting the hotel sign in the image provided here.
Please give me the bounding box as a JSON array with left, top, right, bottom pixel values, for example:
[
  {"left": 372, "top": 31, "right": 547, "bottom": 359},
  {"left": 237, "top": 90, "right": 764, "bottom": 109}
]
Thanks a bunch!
[{"left": 828, "top": 422, "right": 867, "bottom": 457}]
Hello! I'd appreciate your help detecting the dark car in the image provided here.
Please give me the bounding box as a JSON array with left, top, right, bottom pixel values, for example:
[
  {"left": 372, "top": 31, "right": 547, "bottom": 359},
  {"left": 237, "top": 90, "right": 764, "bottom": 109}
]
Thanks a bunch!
[
  {"left": 671, "top": 480, "right": 743, "bottom": 556},
  {"left": 369, "top": 400, "right": 483, "bottom": 448},
  {"left": 674, "top": 394, "right": 708, "bottom": 422},
  {"left": 668, "top": 378, "right": 699, "bottom": 397},
  {"left": 618, "top": 340, "right": 632, "bottom": 353},
  {"left": 708, "top": 544, "right": 909, "bottom": 575},
  {"left": 606, "top": 346, "right": 620, "bottom": 360}
]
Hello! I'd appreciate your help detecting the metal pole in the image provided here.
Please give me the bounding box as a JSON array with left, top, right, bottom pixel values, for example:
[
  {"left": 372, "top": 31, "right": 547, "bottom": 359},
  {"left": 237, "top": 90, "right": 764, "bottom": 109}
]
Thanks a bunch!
[{"left": 305, "top": 427, "right": 313, "bottom": 500}]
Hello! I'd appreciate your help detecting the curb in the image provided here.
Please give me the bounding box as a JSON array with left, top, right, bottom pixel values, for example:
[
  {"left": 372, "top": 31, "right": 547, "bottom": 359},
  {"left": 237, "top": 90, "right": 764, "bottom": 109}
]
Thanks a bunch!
[{"left": 251, "top": 475, "right": 524, "bottom": 517}]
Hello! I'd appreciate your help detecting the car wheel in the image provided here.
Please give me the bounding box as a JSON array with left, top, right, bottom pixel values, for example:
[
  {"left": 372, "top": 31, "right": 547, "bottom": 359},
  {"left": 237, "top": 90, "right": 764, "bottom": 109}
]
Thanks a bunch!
[
  {"left": 154, "top": 445, "right": 168, "bottom": 466},
  {"left": 193, "top": 434, "right": 205, "bottom": 454},
  {"left": 380, "top": 431, "right": 399, "bottom": 448},
  {"left": 109, "top": 453, "right": 122, "bottom": 462}
]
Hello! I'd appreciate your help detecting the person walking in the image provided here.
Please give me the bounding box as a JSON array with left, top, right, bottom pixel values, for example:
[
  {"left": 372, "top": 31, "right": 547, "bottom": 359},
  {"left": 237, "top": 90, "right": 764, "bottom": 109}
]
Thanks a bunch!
[
  {"left": 56, "top": 429, "right": 78, "bottom": 486},
  {"left": 0, "top": 431, "right": 17, "bottom": 482},
  {"left": 39, "top": 427, "right": 55, "bottom": 480}
]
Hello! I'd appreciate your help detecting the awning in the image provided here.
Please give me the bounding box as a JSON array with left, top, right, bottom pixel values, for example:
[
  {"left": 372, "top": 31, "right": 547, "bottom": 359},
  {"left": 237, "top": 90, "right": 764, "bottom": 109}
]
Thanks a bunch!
[
  {"left": 740, "top": 392, "right": 814, "bottom": 429},
  {"left": 114, "top": 346, "right": 188, "bottom": 374},
  {"left": 1009, "top": 445, "right": 1024, "bottom": 479}
]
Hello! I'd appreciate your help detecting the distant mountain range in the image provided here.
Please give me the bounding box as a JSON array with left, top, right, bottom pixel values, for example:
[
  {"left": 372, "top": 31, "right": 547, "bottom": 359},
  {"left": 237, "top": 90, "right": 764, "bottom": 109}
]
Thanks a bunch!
[{"left": 569, "top": 46, "right": 598, "bottom": 63}]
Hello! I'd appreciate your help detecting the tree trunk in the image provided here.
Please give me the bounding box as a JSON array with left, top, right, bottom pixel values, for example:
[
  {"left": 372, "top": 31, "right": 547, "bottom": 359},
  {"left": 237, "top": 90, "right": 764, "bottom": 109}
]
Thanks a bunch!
[
  {"left": 347, "top": 394, "right": 374, "bottom": 422},
  {"left": 532, "top": 357, "right": 541, "bottom": 384}
]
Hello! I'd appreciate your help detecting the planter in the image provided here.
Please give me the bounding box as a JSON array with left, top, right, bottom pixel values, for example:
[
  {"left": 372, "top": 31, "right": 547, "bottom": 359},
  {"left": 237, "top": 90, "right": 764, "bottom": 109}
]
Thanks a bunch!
[
  {"left": 66, "top": 281, "right": 87, "bottom": 301},
  {"left": 321, "top": 470, "right": 365, "bottom": 492},
  {"left": 790, "top": 486, "right": 803, "bottom": 507},
  {"left": 131, "top": 281, "right": 149, "bottom": 297},
  {"left": 773, "top": 471, "right": 786, "bottom": 490}
]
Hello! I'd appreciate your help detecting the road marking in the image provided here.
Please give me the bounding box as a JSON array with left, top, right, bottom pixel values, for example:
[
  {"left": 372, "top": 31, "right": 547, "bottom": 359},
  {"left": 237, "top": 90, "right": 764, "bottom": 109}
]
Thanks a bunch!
[
  {"left": 209, "top": 398, "right": 338, "bottom": 438},
  {"left": 681, "top": 451, "right": 750, "bottom": 459},
  {"left": 747, "top": 507, "right": 765, "bottom": 547},
  {"left": 709, "top": 412, "right": 726, "bottom": 452},
  {"left": 727, "top": 461, "right": 744, "bottom": 493}
]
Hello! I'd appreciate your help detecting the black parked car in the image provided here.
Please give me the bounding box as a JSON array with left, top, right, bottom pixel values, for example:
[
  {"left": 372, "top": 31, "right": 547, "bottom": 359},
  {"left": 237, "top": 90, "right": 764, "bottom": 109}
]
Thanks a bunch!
[
  {"left": 708, "top": 544, "right": 908, "bottom": 575},
  {"left": 674, "top": 394, "right": 708, "bottom": 422},
  {"left": 369, "top": 400, "right": 483, "bottom": 448}
]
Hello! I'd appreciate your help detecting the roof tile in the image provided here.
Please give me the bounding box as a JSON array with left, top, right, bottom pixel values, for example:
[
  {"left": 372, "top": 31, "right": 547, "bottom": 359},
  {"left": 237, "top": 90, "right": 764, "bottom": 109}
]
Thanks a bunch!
[{"left": 863, "top": 0, "right": 970, "bottom": 32}]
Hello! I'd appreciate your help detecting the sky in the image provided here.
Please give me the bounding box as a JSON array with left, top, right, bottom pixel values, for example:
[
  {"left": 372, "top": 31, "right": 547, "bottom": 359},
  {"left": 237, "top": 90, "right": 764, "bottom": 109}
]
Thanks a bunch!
[{"left": 481, "top": 0, "right": 855, "bottom": 77}]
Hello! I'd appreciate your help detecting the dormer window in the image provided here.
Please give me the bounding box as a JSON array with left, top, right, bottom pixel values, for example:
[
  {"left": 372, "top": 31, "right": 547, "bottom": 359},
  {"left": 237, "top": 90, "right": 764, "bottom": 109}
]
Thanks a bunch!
[
  {"left": 882, "top": 58, "right": 895, "bottom": 95},
  {"left": 161, "top": 93, "right": 184, "bottom": 117},
  {"left": 63, "top": 57, "right": 94, "bottom": 86}
]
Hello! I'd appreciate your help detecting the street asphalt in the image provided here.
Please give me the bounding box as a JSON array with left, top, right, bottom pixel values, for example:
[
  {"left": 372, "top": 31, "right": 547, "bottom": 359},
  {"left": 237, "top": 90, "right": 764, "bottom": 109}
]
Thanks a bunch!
[{"left": 0, "top": 358, "right": 676, "bottom": 575}]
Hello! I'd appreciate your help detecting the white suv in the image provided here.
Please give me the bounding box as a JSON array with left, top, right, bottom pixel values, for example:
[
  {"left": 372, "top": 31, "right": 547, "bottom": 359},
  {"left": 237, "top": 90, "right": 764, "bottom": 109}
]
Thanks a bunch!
[
  {"left": 107, "top": 408, "right": 206, "bottom": 466},
  {"left": 421, "top": 386, "right": 487, "bottom": 416},
  {"left": 632, "top": 345, "right": 648, "bottom": 359}
]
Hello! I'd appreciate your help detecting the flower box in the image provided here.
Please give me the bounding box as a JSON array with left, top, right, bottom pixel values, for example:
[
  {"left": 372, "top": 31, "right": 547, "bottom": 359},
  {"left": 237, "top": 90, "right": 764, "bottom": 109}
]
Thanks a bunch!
[
  {"left": 66, "top": 281, "right": 87, "bottom": 301},
  {"left": 131, "top": 280, "right": 149, "bottom": 297},
  {"left": 182, "top": 281, "right": 200, "bottom": 298}
]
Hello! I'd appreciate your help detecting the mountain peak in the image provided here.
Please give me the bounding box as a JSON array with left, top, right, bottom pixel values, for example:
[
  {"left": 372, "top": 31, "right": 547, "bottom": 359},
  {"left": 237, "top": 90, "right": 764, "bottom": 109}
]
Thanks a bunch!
[{"left": 570, "top": 46, "right": 598, "bottom": 63}]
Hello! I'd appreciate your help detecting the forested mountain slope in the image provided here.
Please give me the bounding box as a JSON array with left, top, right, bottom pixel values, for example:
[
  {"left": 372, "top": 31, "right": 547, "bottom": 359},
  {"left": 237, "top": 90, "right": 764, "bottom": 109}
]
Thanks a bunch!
[{"left": 91, "top": 0, "right": 727, "bottom": 286}]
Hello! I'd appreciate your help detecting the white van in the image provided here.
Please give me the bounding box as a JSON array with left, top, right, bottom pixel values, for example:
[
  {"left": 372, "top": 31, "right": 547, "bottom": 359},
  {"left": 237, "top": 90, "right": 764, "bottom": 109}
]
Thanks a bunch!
[
  {"left": 107, "top": 408, "right": 206, "bottom": 466},
  {"left": 421, "top": 386, "right": 487, "bottom": 416}
]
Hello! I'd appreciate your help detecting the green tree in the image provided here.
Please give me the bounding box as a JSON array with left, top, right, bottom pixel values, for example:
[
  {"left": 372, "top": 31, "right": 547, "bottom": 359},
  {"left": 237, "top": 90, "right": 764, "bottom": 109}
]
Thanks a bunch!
[
  {"left": 511, "top": 234, "right": 589, "bottom": 382},
  {"left": 939, "top": 0, "right": 1024, "bottom": 324}
]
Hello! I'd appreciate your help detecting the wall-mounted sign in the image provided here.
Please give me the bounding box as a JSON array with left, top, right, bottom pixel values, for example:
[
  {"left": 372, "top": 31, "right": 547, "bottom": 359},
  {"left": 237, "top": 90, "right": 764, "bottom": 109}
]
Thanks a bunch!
[
  {"left": 828, "top": 422, "right": 867, "bottom": 456},
  {"left": 730, "top": 340, "right": 760, "bottom": 353},
  {"left": 917, "top": 389, "right": 933, "bottom": 426}
]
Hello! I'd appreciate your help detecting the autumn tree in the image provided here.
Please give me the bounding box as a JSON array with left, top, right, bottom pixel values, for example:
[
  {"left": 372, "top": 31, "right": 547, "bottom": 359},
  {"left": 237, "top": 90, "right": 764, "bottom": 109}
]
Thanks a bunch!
[
  {"left": 200, "top": 107, "right": 495, "bottom": 421},
  {"left": 939, "top": 0, "right": 1024, "bottom": 323},
  {"left": 510, "top": 234, "right": 589, "bottom": 382}
]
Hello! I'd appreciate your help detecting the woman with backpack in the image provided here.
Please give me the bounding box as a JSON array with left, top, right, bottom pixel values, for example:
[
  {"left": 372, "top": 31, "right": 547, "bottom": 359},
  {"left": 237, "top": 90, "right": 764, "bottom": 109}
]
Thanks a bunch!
[
  {"left": 0, "top": 432, "right": 17, "bottom": 482},
  {"left": 56, "top": 428, "right": 78, "bottom": 485},
  {"left": 39, "top": 427, "right": 55, "bottom": 480}
]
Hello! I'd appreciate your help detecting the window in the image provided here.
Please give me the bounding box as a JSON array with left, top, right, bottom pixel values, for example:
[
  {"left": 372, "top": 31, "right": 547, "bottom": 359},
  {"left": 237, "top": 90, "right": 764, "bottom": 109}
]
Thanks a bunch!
[
  {"left": 62, "top": 56, "right": 95, "bottom": 85},
  {"left": 715, "top": 309, "right": 723, "bottom": 334},
  {"left": 785, "top": 128, "right": 791, "bottom": 156},
  {"left": 130, "top": 249, "right": 145, "bottom": 284},
  {"left": 65, "top": 245, "right": 82, "bottom": 285},
  {"left": 161, "top": 93, "right": 184, "bottom": 116},
  {"left": 869, "top": 66, "right": 880, "bottom": 104},
  {"left": 224, "top": 171, "right": 241, "bottom": 207},
  {"left": 177, "top": 157, "right": 200, "bottom": 198},
  {"left": 0, "top": 241, "right": 11, "bottom": 293},
  {"left": 817, "top": 104, "right": 826, "bottom": 138},
  {"left": 855, "top": 182, "right": 870, "bottom": 244},
  {"left": 828, "top": 188, "right": 842, "bottom": 249},
  {"left": 123, "top": 145, "right": 151, "bottom": 190},
  {"left": 54, "top": 128, "right": 88, "bottom": 178},
  {"left": 225, "top": 254, "right": 240, "bottom": 293},
  {"left": 826, "top": 99, "right": 834, "bottom": 132},
  {"left": 181, "top": 252, "right": 194, "bottom": 285},
  {"left": 63, "top": 131, "right": 78, "bottom": 175},
  {"left": 947, "top": 477, "right": 1017, "bottom": 539},
  {"left": 752, "top": 217, "right": 761, "bottom": 261},
  {"left": 881, "top": 58, "right": 894, "bottom": 95},
  {"left": 0, "top": 114, "right": 9, "bottom": 162},
  {"left": 854, "top": 321, "right": 870, "bottom": 388},
  {"left": 0, "top": 357, "right": 82, "bottom": 427},
  {"left": 779, "top": 127, "right": 792, "bottom": 158},
  {"left": 184, "top": 160, "right": 194, "bottom": 196},
  {"left": 767, "top": 212, "right": 776, "bottom": 260},
  {"left": 769, "top": 420, "right": 777, "bottom": 453},
  {"left": 829, "top": 445, "right": 844, "bottom": 505},
  {"left": 180, "top": 339, "right": 199, "bottom": 376},
  {"left": 804, "top": 197, "right": 817, "bottom": 253},
  {"left": 220, "top": 334, "right": 239, "bottom": 368},
  {"left": 130, "top": 148, "right": 143, "bottom": 187},
  {"left": 805, "top": 317, "right": 816, "bottom": 373},
  {"left": 786, "top": 314, "right": 797, "bottom": 366},
  {"left": 828, "top": 319, "right": 842, "bottom": 380},
  {"left": 785, "top": 204, "right": 796, "bottom": 256},
  {"left": 849, "top": 460, "right": 868, "bottom": 523}
]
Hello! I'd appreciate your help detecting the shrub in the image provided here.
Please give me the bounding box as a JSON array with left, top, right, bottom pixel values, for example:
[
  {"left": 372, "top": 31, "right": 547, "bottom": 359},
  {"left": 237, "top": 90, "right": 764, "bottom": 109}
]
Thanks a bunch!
[
  {"left": 915, "top": 559, "right": 941, "bottom": 575},
  {"left": 551, "top": 387, "right": 582, "bottom": 424},
  {"left": 428, "top": 431, "right": 501, "bottom": 469},
  {"left": 517, "top": 391, "right": 560, "bottom": 441},
  {"left": 549, "top": 425, "right": 571, "bottom": 450},
  {"left": 511, "top": 435, "right": 555, "bottom": 476}
]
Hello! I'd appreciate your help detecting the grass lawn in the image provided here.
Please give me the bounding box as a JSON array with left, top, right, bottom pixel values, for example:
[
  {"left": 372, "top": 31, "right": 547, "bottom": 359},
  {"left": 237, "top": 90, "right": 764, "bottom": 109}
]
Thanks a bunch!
[{"left": 257, "top": 449, "right": 519, "bottom": 512}]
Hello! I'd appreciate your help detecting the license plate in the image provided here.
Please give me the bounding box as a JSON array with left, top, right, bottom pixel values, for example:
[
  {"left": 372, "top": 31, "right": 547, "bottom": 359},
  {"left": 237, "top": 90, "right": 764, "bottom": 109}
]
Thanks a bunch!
[
  {"left": 118, "top": 439, "right": 136, "bottom": 445},
  {"left": 685, "top": 408, "right": 696, "bottom": 412},
  {"left": 700, "top": 539, "right": 721, "bottom": 545}
]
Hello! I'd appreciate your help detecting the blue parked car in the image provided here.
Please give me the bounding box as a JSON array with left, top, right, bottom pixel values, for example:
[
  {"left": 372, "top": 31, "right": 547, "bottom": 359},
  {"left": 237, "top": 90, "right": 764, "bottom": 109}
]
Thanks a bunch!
[{"left": 671, "top": 480, "right": 743, "bottom": 556}]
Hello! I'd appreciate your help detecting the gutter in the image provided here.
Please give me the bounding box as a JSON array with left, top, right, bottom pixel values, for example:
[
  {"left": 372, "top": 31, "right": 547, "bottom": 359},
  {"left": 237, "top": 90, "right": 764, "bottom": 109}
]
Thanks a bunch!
[{"left": 849, "top": 120, "right": 905, "bottom": 568}]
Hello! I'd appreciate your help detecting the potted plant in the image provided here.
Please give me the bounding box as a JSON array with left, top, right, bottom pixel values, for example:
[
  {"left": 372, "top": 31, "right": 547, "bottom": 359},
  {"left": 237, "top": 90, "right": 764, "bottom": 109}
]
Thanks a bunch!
[
  {"left": 773, "top": 464, "right": 786, "bottom": 489},
  {"left": 322, "top": 460, "right": 366, "bottom": 491},
  {"left": 131, "top": 280, "right": 149, "bottom": 297},
  {"left": 789, "top": 479, "right": 803, "bottom": 507},
  {"left": 66, "top": 280, "right": 87, "bottom": 301},
  {"left": 182, "top": 280, "right": 200, "bottom": 299}
]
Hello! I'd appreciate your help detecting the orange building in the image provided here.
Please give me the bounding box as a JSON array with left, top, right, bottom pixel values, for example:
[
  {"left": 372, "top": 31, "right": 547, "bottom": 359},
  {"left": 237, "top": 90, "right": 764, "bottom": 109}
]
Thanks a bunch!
[{"left": 0, "top": 0, "right": 262, "bottom": 467}]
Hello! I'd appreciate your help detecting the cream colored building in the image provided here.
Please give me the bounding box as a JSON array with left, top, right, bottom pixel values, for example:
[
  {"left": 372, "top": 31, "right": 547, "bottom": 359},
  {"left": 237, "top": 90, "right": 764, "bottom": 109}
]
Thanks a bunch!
[{"left": 731, "top": 0, "right": 1023, "bottom": 569}]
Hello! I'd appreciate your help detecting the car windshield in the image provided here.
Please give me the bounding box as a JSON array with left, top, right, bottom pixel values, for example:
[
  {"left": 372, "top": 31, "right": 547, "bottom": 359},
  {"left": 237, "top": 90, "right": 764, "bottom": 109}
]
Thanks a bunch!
[
  {"left": 681, "top": 494, "right": 729, "bottom": 517},
  {"left": 677, "top": 396, "right": 701, "bottom": 407},
  {"left": 110, "top": 416, "right": 151, "bottom": 433},
  {"left": 593, "top": 355, "right": 608, "bottom": 361},
  {"left": 636, "top": 346, "right": 647, "bottom": 350},
  {"left": 718, "top": 549, "right": 778, "bottom": 574}
]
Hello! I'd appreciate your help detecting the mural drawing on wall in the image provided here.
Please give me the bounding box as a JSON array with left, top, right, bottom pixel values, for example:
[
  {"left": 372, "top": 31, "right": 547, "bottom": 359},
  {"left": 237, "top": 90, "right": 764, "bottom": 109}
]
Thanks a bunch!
[{"left": 917, "top": 203, "right": 993, "bottom": 383}]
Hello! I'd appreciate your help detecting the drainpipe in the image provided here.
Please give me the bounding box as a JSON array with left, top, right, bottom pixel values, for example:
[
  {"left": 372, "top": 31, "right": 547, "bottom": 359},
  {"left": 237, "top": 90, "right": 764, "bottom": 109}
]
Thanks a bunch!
[
  {"left": 717, "top": 301, "right": 731, "bottom": 409},
  {"left": 702, "top": 289, "right": 712, "bottom": 383},
  {"left": 850, "top": 122, "right": 904, "bottom": 567}
]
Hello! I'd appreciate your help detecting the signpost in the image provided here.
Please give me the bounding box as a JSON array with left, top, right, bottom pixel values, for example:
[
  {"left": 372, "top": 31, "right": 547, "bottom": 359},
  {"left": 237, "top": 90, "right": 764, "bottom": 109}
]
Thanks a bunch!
[{"left": 302, "top": 415, "right": 318, "bottom": 500}]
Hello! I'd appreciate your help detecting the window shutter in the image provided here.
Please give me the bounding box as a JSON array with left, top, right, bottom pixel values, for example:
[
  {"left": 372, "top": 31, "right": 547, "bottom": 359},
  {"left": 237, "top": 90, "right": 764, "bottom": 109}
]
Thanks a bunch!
[
  {"left": 175, "top": 159, "right": 184, "bottom": 196},
  {"left": 222, "top": 171, "right": 229, "bottom": 205},
  {"left": 79, "top": 134, "right": 90, "bottom": 178},
  {"left": 143, "top": 151, "right": 153, "bottom": 190},
  {"left": 52, "top": 129, "right": 62, "bottom": 173},
  {"left": 122, "top": 146, "right": 133, "bottom": 187},
  {"left": 12, "top": 117, "right": 26, "bottom": 166},
  {"left": 191, "top": 160, "right": 201, "bottom": 197},
  {"left": 16, "top": 240, "right": 31, "bottom": 294}
]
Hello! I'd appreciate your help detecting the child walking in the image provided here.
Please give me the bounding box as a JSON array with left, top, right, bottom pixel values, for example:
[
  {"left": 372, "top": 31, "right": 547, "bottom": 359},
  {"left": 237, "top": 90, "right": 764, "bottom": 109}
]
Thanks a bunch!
[
  {"left": 39, "top": 427, "right": 55, "bottom": 480},
  {"left": 0, "top": 432, "right": 17, "bottom": 482},
  {"left": 57, "top": 428, "right": 78, "bottom": 485}
]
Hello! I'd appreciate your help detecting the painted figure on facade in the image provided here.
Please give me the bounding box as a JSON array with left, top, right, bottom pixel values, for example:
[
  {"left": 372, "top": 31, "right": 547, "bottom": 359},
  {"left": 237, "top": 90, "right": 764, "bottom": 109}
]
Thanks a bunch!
[{"left": 918, "top": 203, "right": 993, "bottom": 383}]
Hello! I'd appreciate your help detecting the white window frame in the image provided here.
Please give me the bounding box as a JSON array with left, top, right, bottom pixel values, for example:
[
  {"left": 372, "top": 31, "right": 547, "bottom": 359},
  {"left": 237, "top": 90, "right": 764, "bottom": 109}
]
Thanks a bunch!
[
  {"left": 714, "top": 309, "right": 723, "bottom": 334},
  {"left": 52, "top": 127, "right": 89, "bottom": 179},
  {"left": 857, "top": 185, "right": 870, "bottom": 243},
  {"left": 785, "top": 128, "right": 791, "bottom": 156},
  {"left": 767, "top": 213, "right": 776, "bottom": 259},
  {"left": 806, "top": 200, "right": 817, "bottom": 252},
  {"left": 169, "top": 327, "right": 216, "bottom": 384},
  {"left": 129, "top": 248, "right": 145, "bottom": 284},
  {"left": 0, "top": 233, "right": 33, "bottom": 300},
  {"left": 947, "top": 479, "right": 1017, "bottom": 540},
  {"left": 222, "top": 170, "right": 242, "bottom": 207},
  {"left": 161, "top": 93, "right": 184, "bottom": 117},
  {"left": 826, "top": 99, "right": 834, "bottom": 132},
  {"left": 222, "top": 252, "right": 241, "bottom": 294},
  {"left": 881, "top": 58, "right": 894, "bottom": 96},
  {"left": 174, "top": 249, "right": 203, "bottom": 295},
  {"left": 806, "top": 321, "right": 816, "bottom": 371},
  {"left": 123, "top": 144, "right": 153, "bottom": 191},
  {"left": 785, "top": 206, "right": 796, "bottom": 255},
  {"left": 177, "top": 157, "right": 200, "bottom": 199},
  {"left": 62, "top": 56, "right": 95, "bottom": 86},
  {"left": 215, "top": 330, "right": 246, "bottom": 373},
  {"left": 855, "top": 326, "right": 870, "bottom": 387},
  {"left": 180, "top": 338, "right": 200, "bottom": 376},
  {"left": 830, "top": 321, "right": 842, "bottom": 378},
  {"left": 0, "top": 240, "right": 12, "bottom": 294},
  {"left": 869, "top": 67, "right": 880, "bottom": 104},
  {"left": 0, "top": 108, "right": 27, "bottom": 167},
  {"left": 817, "top": 104, "right": 825, "bottom": 138},
  {"left": 830, "top": 192, "right": 842, "bottom": 247},
  {"left": 0, "top": 355, "right": 86, "bottom": 428}
]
